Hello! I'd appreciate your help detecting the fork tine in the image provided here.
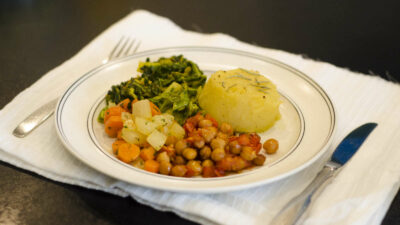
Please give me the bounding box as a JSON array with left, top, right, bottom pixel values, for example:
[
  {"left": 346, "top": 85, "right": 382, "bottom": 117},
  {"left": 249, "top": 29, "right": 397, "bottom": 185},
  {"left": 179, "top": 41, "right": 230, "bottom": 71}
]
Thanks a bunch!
[
  {"left": 114, "top": 37, "right": 130, "bottom": 59},
  {"left": 105, "top": 36, "right": 141, "bottom": 64},
  {"left": 122, "top": 38, "right": 135, "bottom": 56},
  {"left": 108, "top": 36, "right": 125, "bottom": 61},
  {"left": 131, "top": 40, "right": 141, "bottom": 54}
]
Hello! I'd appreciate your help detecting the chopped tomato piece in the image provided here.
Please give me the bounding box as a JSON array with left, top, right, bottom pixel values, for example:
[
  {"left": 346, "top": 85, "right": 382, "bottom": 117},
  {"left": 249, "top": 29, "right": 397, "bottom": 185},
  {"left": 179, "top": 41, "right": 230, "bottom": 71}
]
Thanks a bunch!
[
  {"left": 183, "top": 122, "right": 195, "bottom": 133},
  {"left": 202, "top": 166, "right": 216, "bottom": 177},
  {"left": 205, "top": 114, "right": 218, "bottom": 127}
]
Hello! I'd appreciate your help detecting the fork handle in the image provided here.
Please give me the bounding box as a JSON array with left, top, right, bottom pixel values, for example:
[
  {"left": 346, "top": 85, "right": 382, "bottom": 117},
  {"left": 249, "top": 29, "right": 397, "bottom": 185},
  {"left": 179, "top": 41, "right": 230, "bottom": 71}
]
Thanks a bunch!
[
  {"left": 270, "top": 164, "right": 337, "bottom": 225},
  {"left": 13, "top": 98, "right": 58, "bottom": 138}
]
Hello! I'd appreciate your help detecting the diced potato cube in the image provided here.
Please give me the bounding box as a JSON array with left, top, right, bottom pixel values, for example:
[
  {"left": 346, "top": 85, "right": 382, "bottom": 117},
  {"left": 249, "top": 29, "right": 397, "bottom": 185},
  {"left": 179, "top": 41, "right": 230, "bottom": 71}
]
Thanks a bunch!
[
  {"left": 121, "top": 128, "right": 146, "bottom": 145},
  {"left": 135, "top": 117, "right": 157, "bottom": 135},
  {"left": 123, "top": 119, "right": 135, "bottom": 130},
  {"left": 131, "top": 99, "right": 152, "bottom": 119},
  {"left": 169, "top": 122, "right": 185, "bottom": 140},
  {"left": 159, "top": 125, "right": 169, "bottom": 135},
  {"left": 121, "top": 112, "right": 133, "bottom": 122},
  {"left": 146, "top": 130, "right": 167, "bottom": 150},
  {"left": 131, "top": 157, "right": 145, "bottom": 169},
  {"left": 152, "top": 114, "right": 174, "bottom": 129}
]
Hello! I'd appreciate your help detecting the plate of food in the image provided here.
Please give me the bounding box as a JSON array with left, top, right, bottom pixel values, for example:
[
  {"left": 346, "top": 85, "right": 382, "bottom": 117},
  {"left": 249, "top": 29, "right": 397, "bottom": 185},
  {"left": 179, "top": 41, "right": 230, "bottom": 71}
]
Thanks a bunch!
[{"left": 55, "top": 46, "right": 336, "bottom": 193}]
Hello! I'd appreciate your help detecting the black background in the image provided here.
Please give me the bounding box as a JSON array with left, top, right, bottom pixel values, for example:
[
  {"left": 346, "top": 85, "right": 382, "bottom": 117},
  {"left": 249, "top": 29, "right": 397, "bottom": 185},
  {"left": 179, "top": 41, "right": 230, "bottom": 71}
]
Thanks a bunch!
[{"left": 1, "top": 0, "right": 399, "bottom": 224}]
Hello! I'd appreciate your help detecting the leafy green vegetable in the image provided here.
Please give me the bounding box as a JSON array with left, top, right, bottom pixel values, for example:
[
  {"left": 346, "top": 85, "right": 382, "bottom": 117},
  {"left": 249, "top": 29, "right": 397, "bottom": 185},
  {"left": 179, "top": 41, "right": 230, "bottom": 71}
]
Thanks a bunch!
[
  {"left": 97, "top": 106, "right": 108, "bottom": 123},
  {"left": 104, "top": 55, "right": 206, "bottom": 124}
]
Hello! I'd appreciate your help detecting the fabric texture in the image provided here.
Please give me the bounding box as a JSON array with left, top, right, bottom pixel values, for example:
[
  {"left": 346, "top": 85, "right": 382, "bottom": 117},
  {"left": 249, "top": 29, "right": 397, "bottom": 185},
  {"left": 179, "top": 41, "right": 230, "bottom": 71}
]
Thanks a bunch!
[{"left": 1, "top": 10, "right": 399, "bottom": 225}]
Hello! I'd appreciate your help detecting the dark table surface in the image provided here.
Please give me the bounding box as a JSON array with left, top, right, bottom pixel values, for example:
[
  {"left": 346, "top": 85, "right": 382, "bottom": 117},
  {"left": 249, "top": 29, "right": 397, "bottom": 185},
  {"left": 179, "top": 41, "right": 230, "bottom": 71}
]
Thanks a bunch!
[{"left": 1, "top": 1, "right": 399, "bottom": 224}]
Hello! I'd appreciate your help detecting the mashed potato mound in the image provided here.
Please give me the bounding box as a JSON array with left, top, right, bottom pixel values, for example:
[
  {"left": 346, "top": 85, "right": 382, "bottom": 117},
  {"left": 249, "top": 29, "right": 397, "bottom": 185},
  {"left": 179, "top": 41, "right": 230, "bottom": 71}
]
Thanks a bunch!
[{"left": 198, "top": 68, "right": 281, "bottom": 132}]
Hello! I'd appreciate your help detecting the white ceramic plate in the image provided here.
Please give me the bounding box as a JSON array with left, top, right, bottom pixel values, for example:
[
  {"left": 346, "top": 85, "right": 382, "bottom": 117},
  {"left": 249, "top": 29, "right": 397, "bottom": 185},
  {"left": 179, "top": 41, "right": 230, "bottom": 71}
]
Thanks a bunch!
[{"left": 56, "top": 47, "right": 336, "bottom": 193}]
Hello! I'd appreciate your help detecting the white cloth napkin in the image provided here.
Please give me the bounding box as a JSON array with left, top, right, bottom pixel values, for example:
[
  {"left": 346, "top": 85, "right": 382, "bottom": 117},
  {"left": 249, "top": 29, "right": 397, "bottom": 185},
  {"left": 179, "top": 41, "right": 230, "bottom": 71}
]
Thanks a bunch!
[{"left": 1, "top": 10, "right": 400, "bottom": 225}]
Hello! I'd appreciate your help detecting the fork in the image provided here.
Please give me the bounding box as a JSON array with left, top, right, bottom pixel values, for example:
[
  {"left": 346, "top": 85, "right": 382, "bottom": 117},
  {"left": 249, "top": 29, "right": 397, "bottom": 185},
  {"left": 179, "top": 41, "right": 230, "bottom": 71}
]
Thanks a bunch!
[{"left": 12, "top": 37, "right": 141, "bottom": 138}]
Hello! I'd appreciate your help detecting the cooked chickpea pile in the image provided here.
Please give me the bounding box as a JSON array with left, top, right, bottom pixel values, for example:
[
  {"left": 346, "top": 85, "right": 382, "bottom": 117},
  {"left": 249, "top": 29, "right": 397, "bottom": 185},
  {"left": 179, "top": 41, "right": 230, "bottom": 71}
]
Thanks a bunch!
[{"left": 112, "top": 114, "right": 279, "bottom": 177}]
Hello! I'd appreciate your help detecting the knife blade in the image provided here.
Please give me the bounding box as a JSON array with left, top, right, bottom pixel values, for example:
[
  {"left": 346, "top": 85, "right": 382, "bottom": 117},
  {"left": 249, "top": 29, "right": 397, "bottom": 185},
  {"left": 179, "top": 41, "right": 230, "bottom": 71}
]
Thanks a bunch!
[{"left": 271, "top": 122, "right": 377, "bottom": 225}]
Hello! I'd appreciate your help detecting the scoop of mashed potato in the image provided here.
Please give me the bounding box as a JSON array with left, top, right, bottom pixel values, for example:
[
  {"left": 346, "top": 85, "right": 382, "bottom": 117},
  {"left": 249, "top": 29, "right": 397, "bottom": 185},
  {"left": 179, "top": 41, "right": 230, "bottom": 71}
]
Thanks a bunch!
[{"left": 198, "top": 68, "right": 281, "bottom": 132}]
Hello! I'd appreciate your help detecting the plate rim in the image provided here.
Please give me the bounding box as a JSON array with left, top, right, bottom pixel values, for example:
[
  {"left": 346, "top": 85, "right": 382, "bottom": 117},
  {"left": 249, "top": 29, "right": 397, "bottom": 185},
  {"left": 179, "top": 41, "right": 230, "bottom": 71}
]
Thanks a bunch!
[{"left": 55, "top": 46, "right": 336, "bottom": 193}]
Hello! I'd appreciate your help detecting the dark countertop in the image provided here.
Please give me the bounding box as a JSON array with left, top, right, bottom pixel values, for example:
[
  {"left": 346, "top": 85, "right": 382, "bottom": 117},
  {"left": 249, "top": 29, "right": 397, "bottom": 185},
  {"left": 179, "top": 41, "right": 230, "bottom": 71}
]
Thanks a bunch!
[{"left": 1, "top": 1, "right": 399, "bottom": 224}]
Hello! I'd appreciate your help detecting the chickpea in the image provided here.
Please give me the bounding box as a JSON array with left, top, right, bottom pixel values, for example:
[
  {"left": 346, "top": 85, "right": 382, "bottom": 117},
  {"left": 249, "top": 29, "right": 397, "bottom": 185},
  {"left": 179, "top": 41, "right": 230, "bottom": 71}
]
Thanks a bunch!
[
  {"left": 231, "top": 157, "right": 247, "bottom": 171},
  {"left": 156, "top": 151, "right": 170, "bottom": 163},
  {"left": 210, "top": 138, "right": 226, "bottom": 150},
  {"left": 253, "top": 154, "right": 266, "bottom": 166},
  {"left": 229, "top": 140, "right": 242, "bottom": 155},
  {"left": 198, "top": 119, "right": 213, "bottom": 128},
  {"left": 240, "top": 146, "right": 256, "bottom": 161},
  {"left": 193, "top": 137, "right": 205, "bottom": 149},
  {"left": 263, "top": 138, "right": 279, "bottom": 154},
  {"left": 216, "top": 132, "right": 229, "bottom": 142},
  {"left": 187, "top": 160, "right": 203, "bottom": 176},
  {"left": 211, "top": 148, "right": 225, "bottom": 161},
  {"left": 182, "top": 148, "right": 197, "bottom": 160},
  {"left": 202, "top": 159, "right": 214, "bottom": 167},
  {"left": 193, "top": 114, "right": 204, "bottom": 125},
  {"left": 173, "top": 155, "right": 186, "bottom": 165},
  {"left": 237, "top": 134, "right": 250, "bottom": 146},
  {"left": 165, "top": 135, "right": 177, "bottom": 146},
  {"left": 159, "top": 161, "right": 172, "bottom": 175},
  {"left": 199, "top": 146, "right": 212, "bottom": 160},
  {"left": 171, "top": 165, "right": 187, "bottom": 177},
  {"left": 174, "top": 140, "right": 187, "bottom": 155},
  {"left": 200, "top": 127, "right": 217, "bottom": 143},
  {"left": 220, "top": 122, "right": 233, "bottom": 135}
]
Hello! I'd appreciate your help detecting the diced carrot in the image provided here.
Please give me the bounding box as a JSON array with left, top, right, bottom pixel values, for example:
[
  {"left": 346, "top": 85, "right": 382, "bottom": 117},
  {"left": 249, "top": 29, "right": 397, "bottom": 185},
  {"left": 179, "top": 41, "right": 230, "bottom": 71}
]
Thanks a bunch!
[
  {"left": 140, "top": 147, "right": 155, "bottom": 161},
  {"left": 117, "top": 143, "right": 140, "bottom": 163},
  {"left": 112, "top": 140, "right": 126, "bottom": 154},
  {"left": 144, "top": 159, "right": 160, "bottom": 173},
  {"left": 118, "top": 98, "right": 131, "bottom": 111},
  {"left": 104, "top": 106, "right": 126, "bottom": 123},
  {"left": 117, "top": 130, "right": 123, "bottom": 140},
  {"left": 202, "top": 166, "right": 216, "bottom": 177},
  {"left": 104, "top": 116, "right": 124, "bottom": 138},
  {"left": 130, "top": 144, "right": 140, "bottom": 160},
  {"left": 149, "top": 102, "right": 161, "bottom": 116}
]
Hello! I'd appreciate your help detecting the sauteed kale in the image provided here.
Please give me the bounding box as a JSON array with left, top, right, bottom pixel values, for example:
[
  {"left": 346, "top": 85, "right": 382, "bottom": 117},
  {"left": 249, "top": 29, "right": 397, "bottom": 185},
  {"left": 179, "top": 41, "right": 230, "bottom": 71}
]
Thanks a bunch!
[{"left": 104, "top": 55, "right": 206, "bottom": 124}]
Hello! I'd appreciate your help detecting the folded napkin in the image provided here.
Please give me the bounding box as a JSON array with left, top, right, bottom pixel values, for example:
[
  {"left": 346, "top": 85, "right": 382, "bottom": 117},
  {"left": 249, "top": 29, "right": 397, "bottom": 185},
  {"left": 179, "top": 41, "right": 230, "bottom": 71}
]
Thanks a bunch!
[{"left": 1, "top": 10, "right": 400, "bottom": 225}]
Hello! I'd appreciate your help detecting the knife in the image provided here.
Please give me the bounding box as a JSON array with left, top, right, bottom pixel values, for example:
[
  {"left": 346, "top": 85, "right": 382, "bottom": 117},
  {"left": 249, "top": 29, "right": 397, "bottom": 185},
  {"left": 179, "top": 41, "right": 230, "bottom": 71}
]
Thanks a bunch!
[{"left": 271, "top": 122, "right": 378, "bottom": 225}]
